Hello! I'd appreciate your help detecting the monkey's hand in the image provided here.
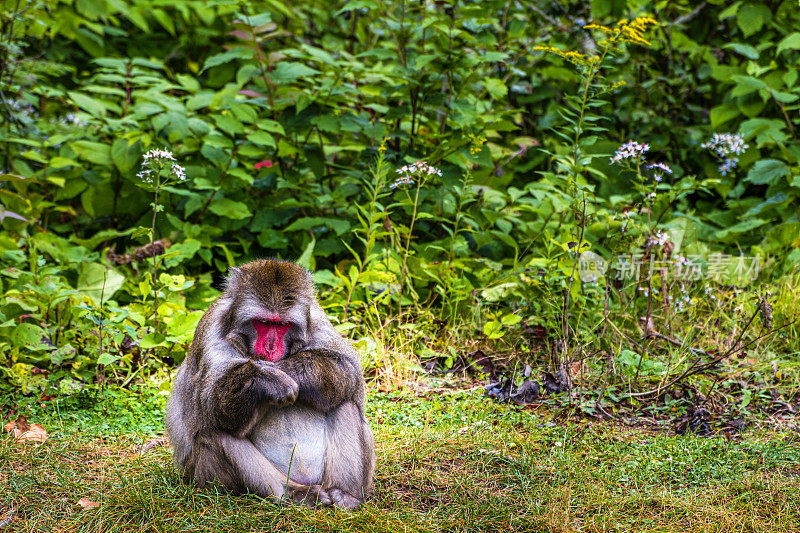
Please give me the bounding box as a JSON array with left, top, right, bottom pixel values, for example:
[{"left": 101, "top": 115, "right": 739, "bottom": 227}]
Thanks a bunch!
[
  {"left": 211, "top": 360, "right": 298, "bottom": 434},
  {"left": 251, "top": 360, "right": 299, "bottom": 408}
]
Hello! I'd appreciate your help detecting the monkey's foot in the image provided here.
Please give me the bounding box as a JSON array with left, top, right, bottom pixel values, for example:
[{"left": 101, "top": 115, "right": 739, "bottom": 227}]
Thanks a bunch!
[
  {"left": 290, "top": 485, "right": 332, "bottom": 507},
  {"left": 329, "top": 488, "right": 362, "bottom": 510}
]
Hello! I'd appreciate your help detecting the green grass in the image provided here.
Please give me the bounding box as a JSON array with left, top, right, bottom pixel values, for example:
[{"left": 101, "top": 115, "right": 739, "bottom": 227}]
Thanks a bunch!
[{"left": 2, "top": 388, "right": 799, "bottom": 532}]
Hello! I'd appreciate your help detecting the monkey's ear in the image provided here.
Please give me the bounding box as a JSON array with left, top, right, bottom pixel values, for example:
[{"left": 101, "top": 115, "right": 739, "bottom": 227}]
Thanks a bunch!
[{"left": 225, "top": 266, "right": 242, "bottom": 289}]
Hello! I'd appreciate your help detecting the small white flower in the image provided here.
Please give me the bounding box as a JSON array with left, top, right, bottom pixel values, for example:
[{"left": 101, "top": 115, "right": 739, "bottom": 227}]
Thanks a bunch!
[
  {"left": 138, "top": 148, "right": 186, "bottom": 184},
  {"left": 701, "top": 133, "right": 748, "bottom": 157},
  {"left": 646, "top": 162, "right": 672, "bottom": 181},
  {"left": 171, "top": 163, "right": 187, "bottom": 181},
  {"left": 611, "top": 140, "right": 649, "bottom": 164},
  {"left": 390, "top": 176, "right": 415, "bottom": 189},
  {"left": 391, "top": 161, "right": 440, "bottom": 189},
  {"left": 142, "top": 149, "right": 176, "bottom": 163},
  {"left": 396, "top": 161, "right": 442, "bottom": 178},
  {"left": 718, "top": 157, "right": 738, "bottom": 176},
  {"left": 645, "top": 230, "right": 669, "bottom": 248}
]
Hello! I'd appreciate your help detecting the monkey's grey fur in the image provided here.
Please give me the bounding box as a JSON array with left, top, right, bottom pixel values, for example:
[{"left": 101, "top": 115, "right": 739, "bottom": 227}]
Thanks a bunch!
[{"left": 165, "top": 259, "right": 375, "bottom": 509}]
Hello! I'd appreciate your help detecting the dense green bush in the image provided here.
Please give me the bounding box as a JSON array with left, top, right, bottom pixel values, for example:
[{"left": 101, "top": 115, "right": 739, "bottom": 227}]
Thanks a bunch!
[{"left": 1, "top": 0, "right": 798, "bottom": 409}]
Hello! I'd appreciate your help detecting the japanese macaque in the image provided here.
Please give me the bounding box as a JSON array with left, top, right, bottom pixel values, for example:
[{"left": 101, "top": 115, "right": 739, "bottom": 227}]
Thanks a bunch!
[{"left": 165, "top": 259, "right": 375, "bottom": 509}]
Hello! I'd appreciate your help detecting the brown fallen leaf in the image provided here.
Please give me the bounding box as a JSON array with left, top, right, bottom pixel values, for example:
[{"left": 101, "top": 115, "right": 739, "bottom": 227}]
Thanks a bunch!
[
  {"left": 77, "top": 498, "right": 100, "bottom": 509},
  {"left": 3, "top": 420, "right": 15, "bottom": 434},
  {"left": 10, "top": 423, "right": 48, "bottom": 443}
]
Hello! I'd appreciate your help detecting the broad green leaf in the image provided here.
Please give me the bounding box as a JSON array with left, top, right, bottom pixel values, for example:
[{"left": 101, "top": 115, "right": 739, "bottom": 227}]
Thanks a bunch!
[
  {"left": 11, "top": 323, "right": 54, "bottom": 351},
  {"left": 737, "top": 4, "right": 767, "bottom": 37},
  {"left": 110, "top": 138, "right": 139, "bottom": 174},
  {"left": 257, "top": 120, "right": 285, "bottom": 135},
  {"left": 483, "top": 78, "right": 508, "bottom": 99},
  {"left": 715, "top": 218, "right": 768, "bottom": 241},
  {"left": 743, "top": 193, "right": 788, "bottom": 218},
  {"left": 247, "top": 130, "right": 276, "bottom": 147},
  {"left": 284, "top": 217, "right": 351, "bottom": 235},
  {"left": 70, "top": 140, "right": 112, "bottom": 166},
  {"left": 777, "top": 32, "right": 800, "bottom": 54},
  {"left": 271, "top": 62, "right": 318, "bottom": 83},
  {"left": 723, "top": 43, "right": 758, "bottom": 60},
  {"left": 201, "top": 48, "right": 254, "bottom": 72},
  {"left": 212, "top": 114, "right": 245, "bottom": 135},
  {"left": 730, "top": 75, "right": 765, "bottom": 97},
  {"left": 49, "top": 157, "right": 80, "bottom": 168},
  {"left": 97, "top": 352, "right": 120, "bottom": 365},
  {"left": 208, "top": 198, "right": 252, "bottom": 219},
  {"left": 296, "top": 238, "right": 316, "bottom": 270},
  {"left": 140, "top": 332, "right": 168, "bottom": 349},
  {"left": 67, "top": 91, "right": 107, "bottom": 116},
  {"left": 745, "top": 159, "right": 789, "bottom": 185},
  {"left": 77, "top": 263, "right": 126, "bottom": 304},
  {"left": 710, "top": 104, "right": 740, "bottom": 127}
]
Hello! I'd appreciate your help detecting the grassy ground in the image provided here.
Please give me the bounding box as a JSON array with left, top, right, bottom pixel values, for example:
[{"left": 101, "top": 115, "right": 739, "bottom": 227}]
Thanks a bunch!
[{"left": 1, "top": 386, "right": 799, "bottom": 532}]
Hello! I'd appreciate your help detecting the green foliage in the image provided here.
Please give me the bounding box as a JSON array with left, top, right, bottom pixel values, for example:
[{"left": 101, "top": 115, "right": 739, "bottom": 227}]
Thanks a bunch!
[{"left": 0, "top": 0, "right": 798, "bottom": 404}]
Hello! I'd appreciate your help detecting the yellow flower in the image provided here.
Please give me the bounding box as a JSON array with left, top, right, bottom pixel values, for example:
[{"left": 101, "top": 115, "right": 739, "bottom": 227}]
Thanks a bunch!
[
  {"left": 467, "top": 133, "right": 487, "bottom": 155},
  {"left": 584, "top": 23, "right": 614, "bottom": 33},
  {"left": 378, "top": 136, "right": 388, "bottom": 153},
  {"left": 587, "top": 16, "right": 658, "bottom": 47},
  {"left": 531, "top": 45, "right": 599, "bottom": 68}
]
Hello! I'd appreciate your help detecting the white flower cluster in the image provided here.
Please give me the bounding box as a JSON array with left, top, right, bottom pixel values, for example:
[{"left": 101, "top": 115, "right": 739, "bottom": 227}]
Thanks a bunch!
[
  {"left": 142, "top": 148, "right": 176, "bottom": 163},
  {"left": 701, "top": 133, "right": 748, "bottom": 158},
  {"left": 171, "top": 163, "right": 186, "bottom": 181},
  {"left": 391, "top": 161, "right": 442, "bottom": 189},
  {"left": 610, "top": 140, "right": 649, "bottom": 164},
  {"left": 718, "top": 158, "right": 738, "bottom": 176},
  {"left": 646, "top": 162, "right": 672, "bottom": 182},
  {"left": 396, "top": 161, "right": 443, "bottom": 177},
  {"left": 701, "top": 133, "right": 748, "bottom": 177},
  {"left": 137, "top": 148, "right": 186, "bottom": 184},
  {"left": 645, "top": 230, "right": 669, "bottom": 248},
  {"left": 390, "top": 176, "right": 414, "bottom": 189}
]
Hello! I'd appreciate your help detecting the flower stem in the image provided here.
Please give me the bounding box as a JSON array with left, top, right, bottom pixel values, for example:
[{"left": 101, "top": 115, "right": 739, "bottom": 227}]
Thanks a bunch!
[
  {"left": 398, "top": 180, "right": 422, "bottom": 317},
  {"left": 150, "top": 178, "right": 160, "bottom": 333}
]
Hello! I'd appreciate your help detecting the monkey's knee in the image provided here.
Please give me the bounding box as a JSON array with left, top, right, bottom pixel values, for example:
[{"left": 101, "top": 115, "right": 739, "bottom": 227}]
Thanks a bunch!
[
  {"left": 182, "top": 436, "right": 241, "bottom": 493},
  {"left": 323, "top": 402, "right": 375, "bottom": 497}
]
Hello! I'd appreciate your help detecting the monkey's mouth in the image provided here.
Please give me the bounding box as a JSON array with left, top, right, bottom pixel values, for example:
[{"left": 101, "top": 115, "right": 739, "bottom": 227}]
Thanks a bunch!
[{"left": 252, "top": 319, "right": 291, "bottom": 362}]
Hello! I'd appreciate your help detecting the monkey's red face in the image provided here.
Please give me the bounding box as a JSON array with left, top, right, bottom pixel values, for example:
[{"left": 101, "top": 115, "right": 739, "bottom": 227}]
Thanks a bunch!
[{"left": 252, "top": 318, "right": 291, "bottom": 362}]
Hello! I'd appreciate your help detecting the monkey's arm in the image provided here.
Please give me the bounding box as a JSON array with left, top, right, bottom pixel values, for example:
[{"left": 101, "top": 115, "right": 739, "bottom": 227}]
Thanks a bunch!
[
  {"left": 275, "top": 349, "right": 361, "bottom": 413},
  {"left": 207, "top": 359, "right": 298, "bottom": 435}
]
